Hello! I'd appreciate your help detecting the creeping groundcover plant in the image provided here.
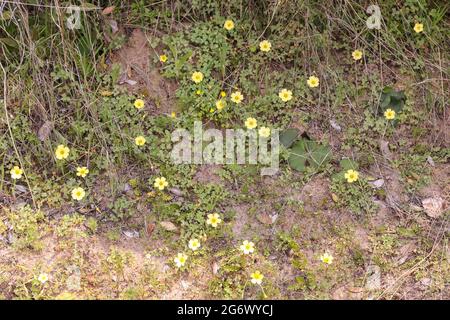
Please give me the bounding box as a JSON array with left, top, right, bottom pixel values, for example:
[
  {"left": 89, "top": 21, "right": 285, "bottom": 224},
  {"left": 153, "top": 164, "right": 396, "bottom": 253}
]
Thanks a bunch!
[{"left": 0, "top": 0, "right": 447, "bottom": 305}]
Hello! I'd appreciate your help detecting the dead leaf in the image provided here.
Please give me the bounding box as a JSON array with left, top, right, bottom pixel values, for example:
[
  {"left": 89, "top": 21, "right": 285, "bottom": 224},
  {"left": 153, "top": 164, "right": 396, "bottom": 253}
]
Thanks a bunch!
[
  {"left": 212, "top": 261, "right": 219, "bottom": 274},
  {"left": 422, "top": 197, "right": 446, "bottom": 218},
  {"left": 257, "top": 213, "right": 273, "bottom": 225},
  {"left": 14, "top": 185, "right": 27, "bottom": 193},
  {"left": 169, "top": 188, "right": 183, "bottom": 197},
  {"left": 331, "top": 193, "right": 339, "bottom": 202},
  {"left": 365, "top": 265, "right": 381, "bottom": 290},
  {"left": 123, "top": 229, "right": 139, "bottom": 238},
  {"left": 160, "top": 221, "right": 178, "bottom": 232},
  {"left": 329, "top": 119, "right": 342, "bottom": 132},
  {"left": 369, "top": 179, "right": 384, "bottom": 189},
  {"left": 124, "top": 79, "right": 137, "bottom": 86},
  {"left": 108, "top": 19, "right": 119, "bottom": 34},
  {"left": 100, "top": 90, "right": 113, "bottom": 96},
  {"left": 102, "top": 6, "right": 115, "bottom": 15},
  {"left": 332, "top": 286, "right": 363, "bottom": 300},
  {"left": 37, "top": 121, "right": 53, "bottom": 141},
  {"left": 379, "top": 140, "right": 393, "bottom": 161},
  {"left": 146, "top": 222, "right": 155, "bottom": 236}
]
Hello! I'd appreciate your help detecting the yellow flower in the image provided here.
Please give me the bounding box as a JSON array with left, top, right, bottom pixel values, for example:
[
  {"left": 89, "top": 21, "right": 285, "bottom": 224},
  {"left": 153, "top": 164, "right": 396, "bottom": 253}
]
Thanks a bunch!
[
  {"left": 55, "top": 144, "right": 70, "bottom": 160},
  {"left": 307, "top": 75, "right": 320, "bottom": 88},
  {"left": 196, "top": 89, "right": 203, "bottom": 95},
  {"left": 258, "top": 127, "right": 270, "bottom": 138},
  {"left": 188, "top": 238, "right": 201, "bottom": 251},
  {"left": 414, "top": 23, "right": 424, "bottom": 33},
  {"left": 135, "top": 135, "right": 146, "bottom": 146},
  {"left": 352, "top": 49, "right": 363, "bottom": 61},
  {"left": 220, "top": 91, "right": 227, "bottom": 98},
  {"left": 37, "top": 273, "right": 49, "bottom": 284},
  {"left": 10, "top": 166, "right": 23, "bottom": 180},
  {"left": 71, "top": 187, "right": 85, "bottom": 201},
  {"left": 206, "top": 213, "right": 222, "bottom": 228},
  {"left": 259, "top": 40, "right": 271, "bottom": 52},
  {"left": 230, "top": 91, "right": 244, "bottom": 104},
  {"left": 154, "top": 177, "right": 168, "bottom": 190},
  {"left": 174, "top": 253, "right": 188, "bottom": 268},
  {"left": 344, "top": 169, "right": 359, "bottom": 183},
  {"left": 245, "top": 117, "right": 257, "bottom": 129},
  {"left": 250, "top": 271, "right": 264, "bottom": 285},
  {"left": 320, "top": 252, "right": 334, "bottom": 265},
  {"left": 159, "top": 54, "right": 168, "bottom": 63},
  {"left": 215, "top": 99, "right": 227, "bottom": 111},
  {"left": 239, "top": 240, "right": 255, "bottom": 255},
  {"left": 134, "top": 99, "right": 145, "bottom": 109},
  {"left": 191, "top": 71, "right": 204, "bottom": 84},
  {"left": 384, "top": 108, "right": 396, "bottom": 120},
  {"left": 170, "top": 111, "right": 177, "bottom": 118},
  {"left": 224, "top": 19, "right": 235, "bottom": 31},
  {"left": 76, "top": 166, "right": 89, "bottom": 178},
  {"left": 278, "top": 88, "right": 293, "bottom": 102}
]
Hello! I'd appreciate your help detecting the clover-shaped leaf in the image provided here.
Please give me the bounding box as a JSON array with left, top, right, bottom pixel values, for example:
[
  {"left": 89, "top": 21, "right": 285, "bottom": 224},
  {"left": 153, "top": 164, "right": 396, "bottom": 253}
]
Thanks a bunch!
[{"left": 288, "top": 138, "right": 331, "bottom": 172}]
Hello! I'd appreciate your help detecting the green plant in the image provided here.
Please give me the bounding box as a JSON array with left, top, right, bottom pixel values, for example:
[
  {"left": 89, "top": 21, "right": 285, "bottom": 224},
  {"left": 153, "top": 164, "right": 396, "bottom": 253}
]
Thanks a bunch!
[
  {"left": 330, "top": 159, "right": 377, "bottom": 215},
  {"left": 5, "top": 205, "right": 45, "bottom": 250},
  {"left": 379, "top": 86, "right": 406, "bottom": 114},
  {"left": 280, "top": 129, "right": 332, "bottom": 172}
]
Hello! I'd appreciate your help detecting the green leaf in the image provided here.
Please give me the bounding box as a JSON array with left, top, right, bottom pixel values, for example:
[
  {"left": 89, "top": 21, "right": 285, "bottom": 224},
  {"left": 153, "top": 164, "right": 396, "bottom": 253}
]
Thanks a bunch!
[
  {"left": 288, "top": 139, "right": 331, "bottom": 172},
  {"left": 339, "top": 158, "right": 358, "bottom": 171},
  {"left": 0, "top": 38, "right": 17, "bottom": 48},
  {"left": 280, "top": 128, "right": 299, "bottom": 148},
  {"left": 380, "top": 86, "right": 406, "bottom": 113}
]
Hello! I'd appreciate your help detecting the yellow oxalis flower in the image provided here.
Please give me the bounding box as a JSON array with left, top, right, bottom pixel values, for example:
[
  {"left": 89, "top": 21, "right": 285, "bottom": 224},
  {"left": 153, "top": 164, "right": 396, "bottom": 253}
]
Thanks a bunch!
[
  {"left": 135, "top": 135, "right": 146, "bottom": 146},
  {"left": 206, "top": 213, "right": 222, "bottom": 228},
  {"left": 215, "top": 99, "right": 227, "bottom": 111},
  {"left": 134, "top": 99, "right": 145, "bottom": 109},
  {"left": 224, "top": 19, "right": 234, "bottom": 31},
  {"left": 154, "top": 177, "right": 168, "bottom": 190},
  {"left": 170, "top": 111, "right": 176, "bottom": 118},
  {"left": 220, "top": 91, "right": 227, "bottom": 98},
  {"left": 188, "top": 238, "right": 201, "bottom": 251},
  {"left": 259, "top": 40, "right": 271, "bottom": 52},
  {"left": 258, "top": 127, "right": 271, "bottom": 138},
  {"left": 352, "top": 49, "right": 363, "bottom": 61},
  {"left": 278, "top": 89, "right": 292, "bottom": 102},
  {"left": 55, "top": 144, "right": 70, "bottom": 160},
  {"left": 76, "top": 166, "right": 89, "bottom": 178},
  {"left": 320, "top": 252, "right": 334, "bottom": 265},
  {"left": 71, "top": 187, "right": 85, "bottom": 201},
  {"left": 307, "top": 75, "right": 320, "bottom": 88},
  {"left": 174, "top": 253, "right": 188, "bottom": 268},
  {"left": 245, "top": 117, "right": 257, "bottom": 129},
  {"left": 191, "top": 71, "right": 204, "bottom": 84},
  {"left": 230, "top": 91, "right": 244, "bottom": 104},
  {"left": 239, "top": 240, "right": 255, "bottom": 254},
  {"left": 10, "top": 166, "right": 23, "bottom": 180},
  {"left": 250, "top": 271, "right": 264, "bottom": 285},
  {"left": 384, "top": 108, "right": 396, "bottom": 120},
  {"left": 414, "top": 23, "right": 423, "bottom": 33},
  {"left": 159, "top": 54, "right": 168, "bottom": 63},
  {"left": 344, "top": 169, "right": 359, "bottom": 183}
]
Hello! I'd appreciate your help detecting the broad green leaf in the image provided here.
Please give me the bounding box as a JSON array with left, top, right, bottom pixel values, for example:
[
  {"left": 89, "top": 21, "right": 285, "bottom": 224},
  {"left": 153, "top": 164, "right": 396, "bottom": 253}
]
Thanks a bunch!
[
  {"left": 288, "top": 139, "right": 331, "bottom": 172},
  {"left": 280, "top": 128, "right": 299, "bottom": 148}
]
